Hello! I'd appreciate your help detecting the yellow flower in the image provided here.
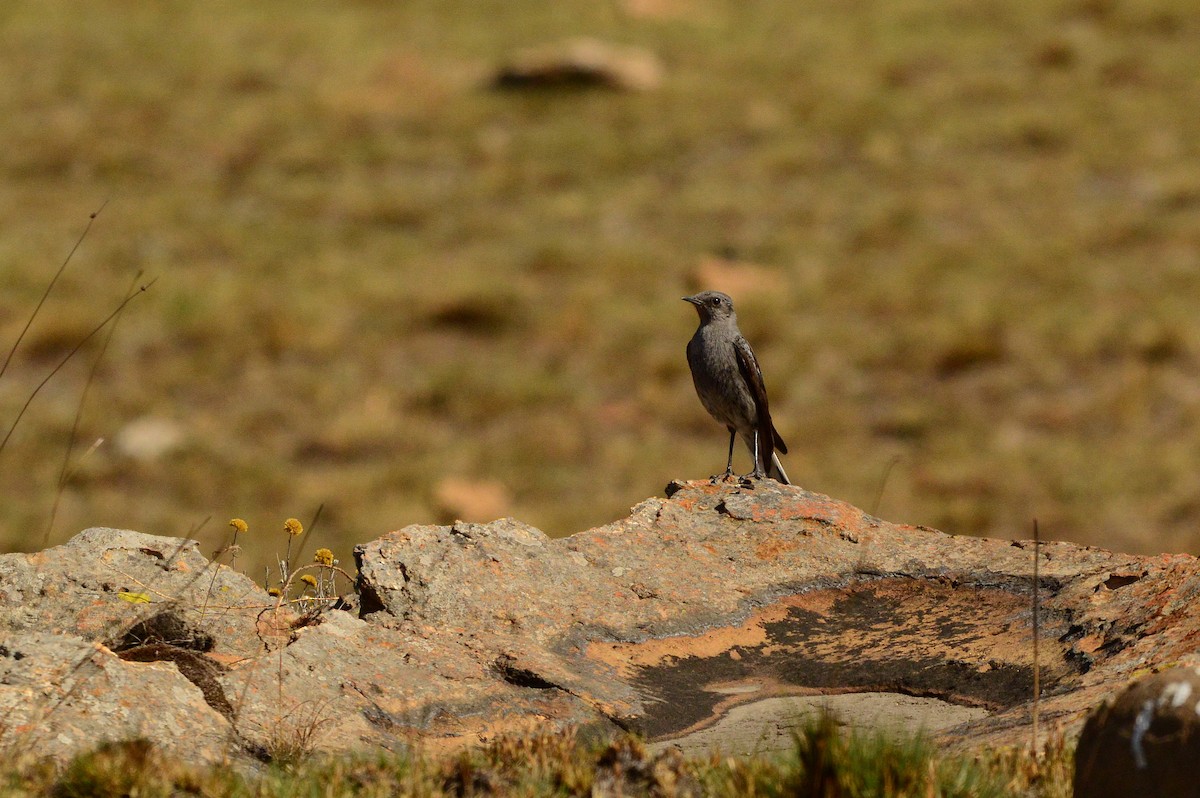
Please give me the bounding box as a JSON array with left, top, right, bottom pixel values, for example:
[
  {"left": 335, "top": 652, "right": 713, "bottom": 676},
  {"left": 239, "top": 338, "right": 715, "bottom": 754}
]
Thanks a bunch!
[
  {"left": 314, "top": 548, "right": 334, "bottom": 566},
  {"left": 299, "top": 574, "right": 318, "bottom": 588},
  {"left": 284, "top": 518, "right": 303, "bottom": 537},
  {"left": 267, "top": 587, "right": 282, "bottom": 597},
  {"left": 229, "top": 518, "right": 248, "bottom": 534}
]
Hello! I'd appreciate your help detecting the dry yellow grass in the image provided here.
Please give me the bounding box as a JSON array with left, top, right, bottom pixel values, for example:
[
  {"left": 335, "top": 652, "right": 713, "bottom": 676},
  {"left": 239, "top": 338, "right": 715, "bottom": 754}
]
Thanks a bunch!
[
  {"left": 10, "top": 719, "right": 1072, "bottom": 797},
  {"left": 1, "top": 0, "right": 1198, "bottom": 579}
]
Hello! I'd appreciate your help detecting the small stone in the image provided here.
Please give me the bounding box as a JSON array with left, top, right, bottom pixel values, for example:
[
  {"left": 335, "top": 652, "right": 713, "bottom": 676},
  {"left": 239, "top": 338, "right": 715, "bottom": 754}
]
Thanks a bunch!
[
  {"left": 492, "top": 37, "right": 663, "bottom": 92},
  {"left": 114, "top": 417, "right": 185, "bottom": 462},
  {"left": 688, "top": 256, "right": 786, "bottom": 303},
  {"left": 432, "top": 477, "right": 512, "bottom": 524},
  {"left": 621, "top": 0, "right": 693, "bottom": 20},
  {"left": 664, "top": 480, "right": 688, "bottom": 498},
  {"left": 1074, "top": 666, "right": 1200, "bottom": 798}
]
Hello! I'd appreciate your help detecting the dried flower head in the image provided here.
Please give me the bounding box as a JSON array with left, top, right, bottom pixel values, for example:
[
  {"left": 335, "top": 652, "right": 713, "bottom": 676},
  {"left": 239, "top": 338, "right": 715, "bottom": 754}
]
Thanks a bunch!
[
  {"left": 284, "top": 518, "right": 303, "bottom": 537},
  {"left": 299, "top": 574, "right": 318, "bottom": 588},
  {"left": 229, "top": 518, "right": 248, "bottom": 535},
  {"left": 267, "top": 587, "right": 282, "bottom": 597},
  {"left": 314, "top": 548, "right": 335, "bottom": 566}
]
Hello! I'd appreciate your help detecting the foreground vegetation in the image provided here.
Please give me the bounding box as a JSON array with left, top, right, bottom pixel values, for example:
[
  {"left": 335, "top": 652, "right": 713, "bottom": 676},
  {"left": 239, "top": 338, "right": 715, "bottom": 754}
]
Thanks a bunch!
[{"left": 7, "top": 716, "right": 1072, "bottom": 797}]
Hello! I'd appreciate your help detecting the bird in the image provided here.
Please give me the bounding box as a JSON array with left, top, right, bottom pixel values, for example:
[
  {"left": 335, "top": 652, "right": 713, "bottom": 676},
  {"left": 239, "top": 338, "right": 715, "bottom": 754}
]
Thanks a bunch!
[{"left": 683, "top": 290, "right": 790, "bottom": 483}]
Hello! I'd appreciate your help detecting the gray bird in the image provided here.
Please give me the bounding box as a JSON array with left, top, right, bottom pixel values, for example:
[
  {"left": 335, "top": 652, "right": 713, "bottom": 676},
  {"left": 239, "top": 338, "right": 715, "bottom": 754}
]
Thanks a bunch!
[{"left": 683, "top": 291, "right": 790, "bottom": 483}]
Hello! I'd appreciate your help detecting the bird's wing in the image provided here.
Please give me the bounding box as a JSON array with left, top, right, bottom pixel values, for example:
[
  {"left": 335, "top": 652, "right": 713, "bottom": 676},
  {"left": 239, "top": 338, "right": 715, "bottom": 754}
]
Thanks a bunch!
[{"left": 733, "top": 336, "right": 778, "bottom": 468}]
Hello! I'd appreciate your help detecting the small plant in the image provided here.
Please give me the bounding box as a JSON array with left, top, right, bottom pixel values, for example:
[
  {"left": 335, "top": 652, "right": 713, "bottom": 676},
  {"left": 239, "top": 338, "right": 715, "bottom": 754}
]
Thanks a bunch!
[
  {"left": 50, "top": 739, "right": 180, "bottom": 798},
  {"left": 976, "top": 735, "right": 1075, "bottom": 798},
  {"left": 203, "top": 510, "right": 358, "bottom": 766},
  {"left": 201, "top": 512, "right": 351, "bottom": 617},
  {"left": 257, "top": 697, "right": 341, "bottom": 769},
  {"left": 256, "top": 514, "right": 353, "bottom": 614}
]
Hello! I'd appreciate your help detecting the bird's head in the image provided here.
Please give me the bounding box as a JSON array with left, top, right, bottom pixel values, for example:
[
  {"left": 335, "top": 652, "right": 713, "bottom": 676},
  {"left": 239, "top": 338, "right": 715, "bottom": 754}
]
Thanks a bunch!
[{"left": 683, "top": 291, "right": 736, "bottom": 324}]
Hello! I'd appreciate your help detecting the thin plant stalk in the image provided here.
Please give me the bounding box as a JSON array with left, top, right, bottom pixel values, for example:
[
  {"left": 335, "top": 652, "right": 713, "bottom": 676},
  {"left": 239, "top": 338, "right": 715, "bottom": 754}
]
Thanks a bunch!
[
  {"left": 0, "top": 200, "right": 108, "bottom": 382},
  {"left": 44, "top": 271, "right": 144, "bottom": 546},
  {"left": 1032, "top": 518, "right": 1041, "bottom": 753},
  {"left": 0, "top": 278, "right": 156, "bottom": 458}
]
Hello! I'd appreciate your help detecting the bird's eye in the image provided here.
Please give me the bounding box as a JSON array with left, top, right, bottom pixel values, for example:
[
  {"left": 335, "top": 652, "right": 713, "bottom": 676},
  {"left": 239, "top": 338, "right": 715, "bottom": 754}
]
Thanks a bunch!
[{"left": 710, "top": 298, "right": 721, "bottom": 306}]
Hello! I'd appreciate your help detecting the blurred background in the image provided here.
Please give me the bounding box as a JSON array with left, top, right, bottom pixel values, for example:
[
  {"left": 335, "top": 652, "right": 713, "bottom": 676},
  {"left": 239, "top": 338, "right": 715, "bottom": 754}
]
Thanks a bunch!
[{"left": 1, "top": 0, "right": 1198, "bottom": 581}]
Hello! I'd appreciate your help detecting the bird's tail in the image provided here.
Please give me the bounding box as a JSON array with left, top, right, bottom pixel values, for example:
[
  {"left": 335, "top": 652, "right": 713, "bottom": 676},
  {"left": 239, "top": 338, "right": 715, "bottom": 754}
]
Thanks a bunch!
[{"left": 767, "top": 452, "right": 790, "bottom": 485}]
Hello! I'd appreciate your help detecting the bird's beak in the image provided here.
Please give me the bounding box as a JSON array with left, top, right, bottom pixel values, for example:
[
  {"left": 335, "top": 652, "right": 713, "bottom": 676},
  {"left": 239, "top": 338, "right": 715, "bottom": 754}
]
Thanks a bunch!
[{"left": 682, "top": 296, "right": 702, "bottom": 306}]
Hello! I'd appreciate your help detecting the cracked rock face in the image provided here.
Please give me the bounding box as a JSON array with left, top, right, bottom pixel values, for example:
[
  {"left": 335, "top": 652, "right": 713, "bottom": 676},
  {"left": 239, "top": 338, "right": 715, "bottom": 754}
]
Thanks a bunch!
[{"left": 1, "top": 481, "right": 1198, "bottom": 765}]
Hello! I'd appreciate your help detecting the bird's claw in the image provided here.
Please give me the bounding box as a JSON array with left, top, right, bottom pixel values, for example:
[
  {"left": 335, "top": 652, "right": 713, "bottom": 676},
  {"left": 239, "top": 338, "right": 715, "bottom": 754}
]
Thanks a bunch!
[{"left": 738, "top": 469, "right": 766, "bottom": 486}]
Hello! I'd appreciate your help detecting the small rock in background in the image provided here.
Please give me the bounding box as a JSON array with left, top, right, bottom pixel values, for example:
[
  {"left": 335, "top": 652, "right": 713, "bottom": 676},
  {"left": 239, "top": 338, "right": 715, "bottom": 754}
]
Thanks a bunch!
[
  {"left": 688, "top": 256, "right": 786, "bottom": 302},
  {"left": 620, "top": 0, "right": 695, "bottom": 20},
  {"left": 1074, "top": 665, "right": 1200, "bottom": 798},
  {"left": 432, "top": 476, "right": 513, "bottom": 524},
  {"left": 114, "top": 417, "right": 186, "bottom": 462},
  {"left": 492, "top": 37, "right": 664, "bottom": 92}
]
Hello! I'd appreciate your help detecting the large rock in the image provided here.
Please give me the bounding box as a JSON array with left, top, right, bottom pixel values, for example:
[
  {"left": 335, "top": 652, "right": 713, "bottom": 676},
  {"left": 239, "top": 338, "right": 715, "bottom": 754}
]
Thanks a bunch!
[
  {"left": 1, "top": 481, "right": 1198, "bottom": 765},
  {"left": 0, "top": 631, "right": 231, "bottom": 765},
  {"left": 0, "top": 527, "right": 271, "bottom": 661}
]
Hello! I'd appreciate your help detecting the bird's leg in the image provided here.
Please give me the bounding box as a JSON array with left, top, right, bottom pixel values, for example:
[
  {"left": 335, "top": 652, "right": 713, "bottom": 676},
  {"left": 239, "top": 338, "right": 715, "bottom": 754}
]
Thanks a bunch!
[
  {"left": 752, "top": 430, "right": 766, "bottom": 479},
  {"left": 741, "top": 430, "right": 766, "bottom": 481},
  {"left": 705, "top": 427, "right": 734, "bottom": 482}
]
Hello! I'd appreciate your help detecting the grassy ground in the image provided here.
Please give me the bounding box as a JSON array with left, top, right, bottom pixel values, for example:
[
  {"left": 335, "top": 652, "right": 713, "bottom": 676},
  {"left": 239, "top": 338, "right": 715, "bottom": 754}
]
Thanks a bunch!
[
  {"left": 5, "top": 717, "right": 1073, "bottom": 797},
  {"left": 1, "top": 0, "right": 1199, "bottom": 577}
]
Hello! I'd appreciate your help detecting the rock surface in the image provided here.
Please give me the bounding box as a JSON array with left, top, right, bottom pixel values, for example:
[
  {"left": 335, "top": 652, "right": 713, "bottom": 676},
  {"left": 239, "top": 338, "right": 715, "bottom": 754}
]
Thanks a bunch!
[{"left": 1, "top": 480, "right": 1198, "bottom": 765}]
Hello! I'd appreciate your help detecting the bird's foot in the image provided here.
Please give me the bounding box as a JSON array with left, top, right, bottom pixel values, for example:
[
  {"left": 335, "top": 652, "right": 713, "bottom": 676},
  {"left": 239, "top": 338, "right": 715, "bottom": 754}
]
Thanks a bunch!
[
  {"left": 709, "top": 467, "right": 737, "bottom": 484},
  {"left": 737, "top": 468, "right": 766, "bottom": 487}
]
